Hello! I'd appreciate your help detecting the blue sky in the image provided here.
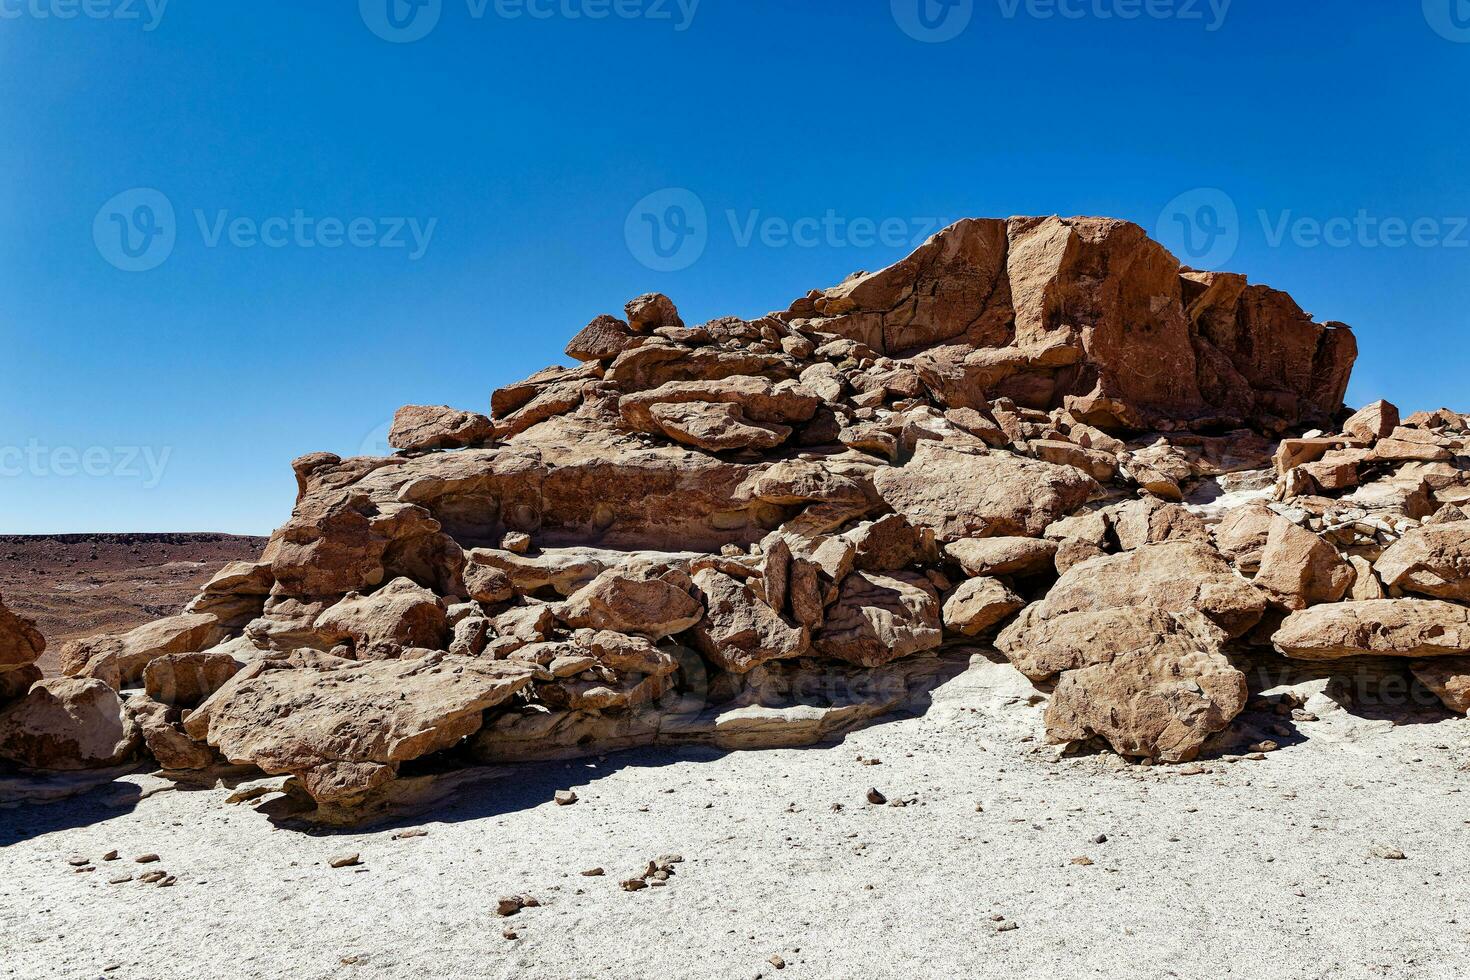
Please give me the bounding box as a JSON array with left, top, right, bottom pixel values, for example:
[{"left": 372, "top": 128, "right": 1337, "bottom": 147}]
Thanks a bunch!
[{"left": 1, "top": 0, "right": 1466, "bottom": 534}]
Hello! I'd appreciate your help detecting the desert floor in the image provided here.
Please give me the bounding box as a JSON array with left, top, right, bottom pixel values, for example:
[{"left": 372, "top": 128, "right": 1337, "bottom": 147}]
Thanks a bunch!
[{"left": 2, "top": 655, "right": 1468, "bottom": 980}]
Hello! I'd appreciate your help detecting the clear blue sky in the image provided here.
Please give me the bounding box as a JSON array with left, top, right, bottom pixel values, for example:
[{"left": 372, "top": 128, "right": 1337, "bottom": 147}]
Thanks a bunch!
[{"left": 1, "top": 0, "right": 1466, "bottom": 534}]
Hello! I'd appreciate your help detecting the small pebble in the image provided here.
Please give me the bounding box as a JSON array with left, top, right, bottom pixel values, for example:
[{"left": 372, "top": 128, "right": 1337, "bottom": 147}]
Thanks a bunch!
[
  {"left": 866, "top": 788, "right": 887, "bottom": 805},
  {"left": 554, "top": 790, "right": 578, "bottom": 806},
  {"left": 329, "top": 854, "right": 362, "bottom": 869}
]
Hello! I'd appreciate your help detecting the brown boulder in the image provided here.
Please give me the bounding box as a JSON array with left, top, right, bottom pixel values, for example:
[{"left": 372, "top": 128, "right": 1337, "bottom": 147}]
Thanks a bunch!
[
  {"left": 185, "top": 653, "right": 537, "bottom": 804},
  {"left": 941, "top": 577, "right": 1025, "bottom": 636},
  {"left": 1013, "top": 541, "right": 1267, "bottom": 640},
  {"left": 1342, "top": 400, "right": 1400, "bottom": 442},
  {"left": 128, "top": 695, "right": 215, "bottom": 770},
  {"left": 1375, "top": 524, "right": 1470, "bottom": 602},
  {"left": 0, "top": 593, "right": 45, "bottom": 674},
  {"left": 812, "top": 571, "right": 942, "bottom": 668},
  {"left": 872, "top": 443, "right": 1099, "bottom": 542},
  {"left": 624, "top": 292, "right": 683, "bottom": 332},
  {"left": 1273, "top": 600, "right": 1470, "bottom": 660},
  {"left": 0, "top": 678, "right": 140, "bottom": 770},
  {"left": 997, "top": 605, "right": 1228, "bottom": 683},
  {"left": 60, "top": 614, "right": 226, "bottom": 690},
  {"left": 143, "top": 651, "right": 246, "bottom": 708},
  {"left": 943, "top": 537, "right": 1058, "bottom": 577},
  {"left": 556, "top": 565, "right": 703, "bottom": 639},
  {"left": 1253, "top": 518, "right": 1355, "bottom": 610},
  {"left": 1410, "top": 658, "right": 1470, "bottom": 714},
  {"left": 313, "top": 578, "right": 448, "bottom": 659},
  {"left": 1046, "top": 644, "right": 1247, "bottom": 763},
  {"left": 565, "top": 314, "right": 639, "bottom": 362},
  {"left": 388, "top": 405, "right": 495, "bottom": 451},
  {"left": 688, "top": 568, "right": 809, "bottom": 673},
  {"left": 647, "top": 401, "right": 792, "bottom": 452}
]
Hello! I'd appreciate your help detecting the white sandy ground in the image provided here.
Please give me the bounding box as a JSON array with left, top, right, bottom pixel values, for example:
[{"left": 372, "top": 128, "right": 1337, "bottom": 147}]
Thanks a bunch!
[{"left": 2, "top": 655, "right": 1469, "bottom": 980}]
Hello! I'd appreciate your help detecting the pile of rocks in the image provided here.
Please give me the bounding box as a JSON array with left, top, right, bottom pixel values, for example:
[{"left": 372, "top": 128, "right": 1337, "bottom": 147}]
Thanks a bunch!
[{"left": 2, "top": 215, "right": 1465, "bottom": 820}]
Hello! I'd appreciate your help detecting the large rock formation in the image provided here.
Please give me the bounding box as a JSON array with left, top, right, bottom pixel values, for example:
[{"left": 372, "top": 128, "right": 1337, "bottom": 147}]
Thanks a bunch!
[{"left": 12, "top": 214, "right": 1470, "bottom": 817}]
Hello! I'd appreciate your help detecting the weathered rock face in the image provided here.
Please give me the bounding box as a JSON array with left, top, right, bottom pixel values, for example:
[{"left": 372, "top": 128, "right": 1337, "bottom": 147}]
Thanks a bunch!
[
  {"left": 1046, "top": 644, "right": 1247, "bottom": 763},
  {"left": 799, "top": 216, "right": 1355, "bottom": 431},
  {"left": 0, "top": 678, "right": 139, "bottom": 770},
  {"left": 60, "top": 614, "right": 226, "bottom": 690},
  {"left": 1375, "top": 524, "right": 1470, "bottom": 602},
  {"left": 872, "top": 443, "right": 1100, "bottom": 542},
  {"left": 1008, "top": 541, "right": 1268, "bottom": 641},
  {"left": 1272, "top": 600, "right": 1470, "bottom": 660},
  {"left": 184, "top": 653, "right": 537, "bottom": 804},
  {"left": 389, "top": 404, "right": 495, "bottom": 452},
  {"left": 1411, "top": 657, "right": 1470, "bottom": 714},
  {"left": 0, "top": 592, "right": 46, "bottom": 680},
  {"left": 26, "top": 216, "right": 1470, "bottom": 812}
]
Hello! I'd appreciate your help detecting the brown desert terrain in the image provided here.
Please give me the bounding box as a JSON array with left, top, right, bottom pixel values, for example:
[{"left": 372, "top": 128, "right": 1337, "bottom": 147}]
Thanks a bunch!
[{"left": 0, "top": 534, "right": 267, "bottom": 674}]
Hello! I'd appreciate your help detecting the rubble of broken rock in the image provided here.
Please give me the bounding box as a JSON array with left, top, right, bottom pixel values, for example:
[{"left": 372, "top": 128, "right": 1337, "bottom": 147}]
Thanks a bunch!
[{"left": 2, "top": 215, "right": 1467, "bottom": 823}]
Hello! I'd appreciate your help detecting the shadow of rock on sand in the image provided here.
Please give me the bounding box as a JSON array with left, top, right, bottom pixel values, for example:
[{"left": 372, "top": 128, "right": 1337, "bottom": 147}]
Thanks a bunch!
[{"left": 3, "top": 646, "right": 1462, "bottom": 841}]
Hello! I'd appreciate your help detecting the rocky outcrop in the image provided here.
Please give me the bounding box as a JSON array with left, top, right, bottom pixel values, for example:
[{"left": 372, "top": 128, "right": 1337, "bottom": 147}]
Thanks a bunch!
[
  {"left": 21, "top": 216, "right": 1470, "bottom": 818},
  {"left": 184, "top": 652, "right": 537, "bottom": 806}
]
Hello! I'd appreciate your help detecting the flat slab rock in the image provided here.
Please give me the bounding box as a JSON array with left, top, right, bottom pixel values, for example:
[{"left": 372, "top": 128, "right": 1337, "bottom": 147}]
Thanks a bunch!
[
  {"left": 872, "top": 442, "right": 1100, "bottom": 543},
  {"left": 1273, "top": 599, "right": 1470, "bottom": 660},
  {"left": 184, "top": 652, "right": 537, "bottom": 804}
]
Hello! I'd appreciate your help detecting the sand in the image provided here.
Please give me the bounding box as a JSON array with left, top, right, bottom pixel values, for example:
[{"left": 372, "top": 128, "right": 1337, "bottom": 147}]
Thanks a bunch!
[{"left": 2, "top": 656, "right": 1468, "bottom": 980}]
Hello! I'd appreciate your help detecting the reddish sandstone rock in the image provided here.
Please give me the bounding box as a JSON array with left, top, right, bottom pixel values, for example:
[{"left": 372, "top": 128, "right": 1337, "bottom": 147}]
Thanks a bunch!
[
  {"left": 1046, "top": 643, "right": 1247, "bottom": 763},
  {"left": 1009, "top": 541, "right": 1267, "bottom": 642},
  {"left": 1411, "top": 658, "right": 1470, "bottom": 714},
  {"left": 60, "top": 614, "right": 226, "bottom": 690},
  {"left": 688, "top": 568, "right": 808, "bottom": 673},
  {"left": 813, "top": 571, "right": 942, "bottom": 667},
  {"left": 1273, "top": 600, "right": 1470, "bottom": 660},
  {"left": 0, "top": 593, "right": 45, "bottom": 675},
  {"left": 389, "top": 405, "right": 495, "bottom": 452},
  {"left": 556, "top": 565, "right": 703, "bottom": 640},
  {"left": 872, "top": 443, "right": 1100, "bottom": 542},
  {"left": 185, "top": 652, "right": 537, "bottom": 805},
  {"left": 1374, "top": 524, "right": 1470, "bottom": 602},
  {"left": 0, "top": 678, "right": 140, "bottom": 770},
  {"left": 941, "top": 577, "right": 1025, "bottom": 636},
  {"left": 313, "top": 578, "right": 448, "bottom": 659}
]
